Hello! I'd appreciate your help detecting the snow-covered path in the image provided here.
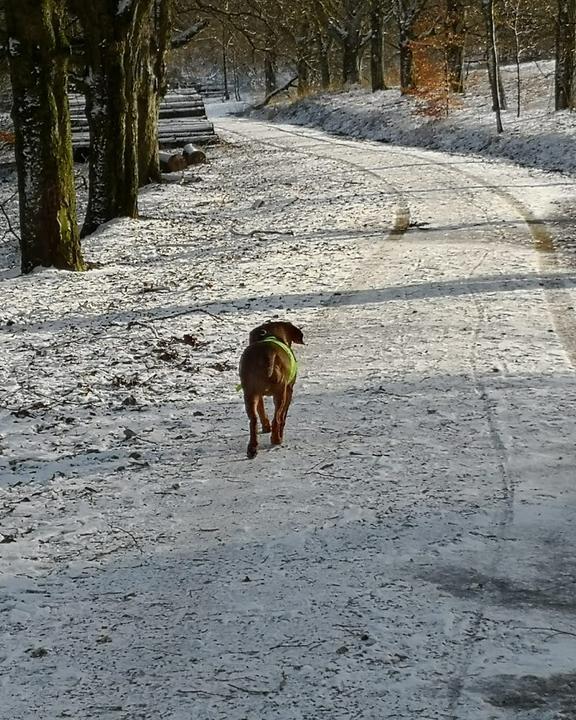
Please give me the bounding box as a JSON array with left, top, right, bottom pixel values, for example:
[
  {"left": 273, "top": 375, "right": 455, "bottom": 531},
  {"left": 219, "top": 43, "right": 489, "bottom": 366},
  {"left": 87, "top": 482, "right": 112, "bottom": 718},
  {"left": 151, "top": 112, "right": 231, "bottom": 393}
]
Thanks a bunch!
[{"left": 2, "top": 119, "right": 576, "bottom": 719}]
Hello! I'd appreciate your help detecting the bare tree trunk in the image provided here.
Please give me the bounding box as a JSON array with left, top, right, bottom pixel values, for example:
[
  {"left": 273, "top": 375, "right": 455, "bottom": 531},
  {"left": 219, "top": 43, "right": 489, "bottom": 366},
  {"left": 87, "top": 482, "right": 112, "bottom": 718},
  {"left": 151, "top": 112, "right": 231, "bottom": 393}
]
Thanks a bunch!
[
  {"left": 232, "top": 45, "right": 241, "bottom": 100},
  {"left": 296, "top": 21, "right": 311, "bottom": 95},
  {"left": 399, "top": 22, "right": 415, "bottom": 93},
  {"left": 370, "top": 0, "right": 386, "bottom": 91},
  {"left": 316, "top": 31, "right": 332, "bottom": 88},
  {"left": 72, "top": 0, "right": 154, "bottom": 236},
  {"left": 511, "top": 1, "right": 522, "bottom": 117},
  {"left": 497, "top": 64, "right": 508, "bottom": 109},
  {"left": 138, "top": 56, "right": 161, "bottom": 186},
  {"left": 556, "top": 0, "right": 576, "bottom": 110},
  {"left": 138, "top": 0, "right": 171, "bottom": 187},
  {"left": 264, "top": 33, "right": 278, "bottom": 95},
  {"left": 342, "top": 33, "right": 362, "bottom": 85},
  {"left": 5, "top": 0, "right": 84, "bottom": 273},
  {"left": 222, "top": 25, "right": 230, "bottom": 100},
  {"left": 483, "top": 0, "right": 504, "bottom": 133},
  {"left": 446, "top": 0, "right": 466, "bottom": 93}
]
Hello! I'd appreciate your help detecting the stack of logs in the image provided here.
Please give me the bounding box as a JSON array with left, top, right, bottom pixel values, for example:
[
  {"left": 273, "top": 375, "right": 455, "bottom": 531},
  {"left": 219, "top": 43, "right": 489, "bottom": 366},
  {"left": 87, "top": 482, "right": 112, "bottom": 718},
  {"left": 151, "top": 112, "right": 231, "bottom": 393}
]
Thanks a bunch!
[{"left": 69, "top": 88, "right": 218, "bottom": 156}]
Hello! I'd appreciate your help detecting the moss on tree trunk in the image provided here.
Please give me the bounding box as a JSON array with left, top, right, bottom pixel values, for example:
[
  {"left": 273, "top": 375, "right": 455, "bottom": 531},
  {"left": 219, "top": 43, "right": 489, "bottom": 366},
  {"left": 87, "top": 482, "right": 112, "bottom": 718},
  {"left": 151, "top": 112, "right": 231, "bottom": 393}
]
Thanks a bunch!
[{"left": 6, "top": 0, "right": 84, "bottom": 273}]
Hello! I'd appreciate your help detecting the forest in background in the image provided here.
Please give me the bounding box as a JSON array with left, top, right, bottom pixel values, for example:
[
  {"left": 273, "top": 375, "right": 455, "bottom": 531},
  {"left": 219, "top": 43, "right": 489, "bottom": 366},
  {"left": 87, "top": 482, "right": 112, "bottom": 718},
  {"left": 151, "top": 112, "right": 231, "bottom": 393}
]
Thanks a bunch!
[{"left": 0, "top": 0, "right": 574, "bottom": 274}]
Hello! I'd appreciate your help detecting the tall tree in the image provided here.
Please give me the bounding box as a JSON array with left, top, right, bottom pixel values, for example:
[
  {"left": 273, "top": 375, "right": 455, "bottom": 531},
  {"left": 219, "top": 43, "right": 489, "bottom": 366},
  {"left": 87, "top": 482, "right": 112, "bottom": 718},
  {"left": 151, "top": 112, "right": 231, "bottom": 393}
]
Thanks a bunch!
[
  {"left": 445, "top": 0, "right": 466, "bottom": 93},
  {"left": 482, "top": 0, "right": 504, "bottom": 132},
  {"left": 71, "top": 0, "right": 154, "bottom": 236},
  {"left": 138, "top": 0, "right": 172, "bottom": 186},
  {"left": 316, "top": 0, "right": 371, "bottom": 85},
  {"left": 5, "top": 0, "right": 84, "bottom": 273},
  {"left": 370, "top": 0, "right": 386, "bottom": 91},
  {"left": 313, "top": 15, "right": 333, "bottom": 88},
  {"left": 392, "top": 0, "right": 430, "bottom": 93},
  {"left": 555, "top": 0, "right": 576, "bottom": 109}
]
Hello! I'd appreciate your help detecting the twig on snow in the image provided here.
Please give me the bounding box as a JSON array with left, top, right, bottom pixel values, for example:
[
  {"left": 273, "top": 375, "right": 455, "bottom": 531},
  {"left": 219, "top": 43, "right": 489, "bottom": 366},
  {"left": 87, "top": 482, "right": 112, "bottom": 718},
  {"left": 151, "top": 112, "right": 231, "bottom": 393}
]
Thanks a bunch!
[
  {"left": 521, "top": 625, "right": 576, "bottom": 639},
  {"left": 106, "top": 523, "right": 143, "bottom": 553},
  {"left": 231, "top": 228, "right": 294, "bottom": 237},
  {"left": 176, "top": 688, "right": 231, "bottom": 698},
  {"left": 270, "top": 640, "right": 323, "bottom": 650},
  {"left": 127, "top": 319, "right": 160, "bottom": 338},
  {"left": 142, "top": 307, "right": 229, "bottom": 324},
  {"left": 228, "top": 671, "right": 287, "bottom": 696}
]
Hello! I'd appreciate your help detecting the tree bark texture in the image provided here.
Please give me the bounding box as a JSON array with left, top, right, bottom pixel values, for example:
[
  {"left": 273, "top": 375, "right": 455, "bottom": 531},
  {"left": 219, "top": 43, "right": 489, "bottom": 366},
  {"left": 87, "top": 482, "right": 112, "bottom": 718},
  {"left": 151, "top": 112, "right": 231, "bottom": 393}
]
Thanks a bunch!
[
  {"left": 5, "top": 0, "right": 84, "bottom": 273},
  {"left": 139, "top": 0, "right": 172, "bottom": 186},
  {"left": 370, "top": 0, "right": 385, "bottom": 91},
  {"left": 221, "top": 24, "right": 231, "bottom": 101},
  {"left": 341, "top": 32, "right": 362, "bottom": 85},
  {"left": 483, "top": 0, "right": 504, "bottom": 132},
  {"left": 264, "top": 35, "right": 278, "bottom": 95},
  {"left": 72, "top": 0, "right": 154, "bottom": 236},
  {"left": 316, "top": 32, "right": 332, "bottom": 89},
  {"left": 296, "top": 21, "right": 311, "bottom": 95},
  {"left": 329, "top": 0, "right": 367, "bottom": 86},
  {"left": 399, "top": 23, "right": 416, "bottom": 93},
  {"left": 445, "top": 0, "right": 466, "bottom": 93},
  {"left": 555, "top": 0, "right": 576, "bottom": 110}
]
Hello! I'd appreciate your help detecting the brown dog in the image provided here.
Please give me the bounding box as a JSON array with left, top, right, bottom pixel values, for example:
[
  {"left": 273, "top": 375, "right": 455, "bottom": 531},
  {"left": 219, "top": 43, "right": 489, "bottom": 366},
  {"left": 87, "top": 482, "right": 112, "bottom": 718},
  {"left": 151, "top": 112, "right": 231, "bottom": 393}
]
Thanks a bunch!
[{"left": 239, "top": 321, "right": 304, "bottom": 458}]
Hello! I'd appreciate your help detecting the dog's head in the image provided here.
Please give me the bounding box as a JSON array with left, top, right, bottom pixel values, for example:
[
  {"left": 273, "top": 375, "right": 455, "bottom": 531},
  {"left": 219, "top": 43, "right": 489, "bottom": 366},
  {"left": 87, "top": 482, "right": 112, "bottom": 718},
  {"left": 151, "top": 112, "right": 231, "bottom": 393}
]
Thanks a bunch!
[{"left": 248, "top": 321, "right": 304, "bottom": 347}]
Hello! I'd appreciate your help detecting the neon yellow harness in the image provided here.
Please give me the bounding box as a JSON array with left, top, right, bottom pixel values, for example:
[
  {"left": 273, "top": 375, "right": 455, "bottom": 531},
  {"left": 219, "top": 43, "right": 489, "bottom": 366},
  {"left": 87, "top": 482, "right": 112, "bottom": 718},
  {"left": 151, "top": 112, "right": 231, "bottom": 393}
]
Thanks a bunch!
[
  {"left": 259, "top": 337, "right": 298, "bottom": 384},
  {"left": 237, "top": 336, "right": 298, "bottom": 391}
]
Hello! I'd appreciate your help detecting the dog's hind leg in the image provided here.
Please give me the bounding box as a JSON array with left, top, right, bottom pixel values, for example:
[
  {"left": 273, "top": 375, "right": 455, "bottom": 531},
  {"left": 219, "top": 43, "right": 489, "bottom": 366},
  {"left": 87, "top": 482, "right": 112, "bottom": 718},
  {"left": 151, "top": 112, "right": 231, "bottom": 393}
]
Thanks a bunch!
[
  {"left": 257, "top": 396, "right": 271, "bottom": 433},
  {"left": 280, "top": 384, "right": 294, "bottom": 440},
  {"left": 245, "top": 395, "right": 259, "bottom": 459},
  {"left": 271, "top": 387, "right": 288, "bottom": 446}
]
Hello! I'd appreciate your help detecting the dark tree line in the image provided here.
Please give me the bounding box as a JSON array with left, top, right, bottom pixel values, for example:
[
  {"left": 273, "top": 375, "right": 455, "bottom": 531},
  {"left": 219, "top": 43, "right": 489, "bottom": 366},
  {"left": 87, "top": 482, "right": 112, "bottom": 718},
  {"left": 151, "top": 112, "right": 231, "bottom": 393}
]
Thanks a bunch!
[{"left": 2, "top": 0, "right": 202, "bottom": 273}]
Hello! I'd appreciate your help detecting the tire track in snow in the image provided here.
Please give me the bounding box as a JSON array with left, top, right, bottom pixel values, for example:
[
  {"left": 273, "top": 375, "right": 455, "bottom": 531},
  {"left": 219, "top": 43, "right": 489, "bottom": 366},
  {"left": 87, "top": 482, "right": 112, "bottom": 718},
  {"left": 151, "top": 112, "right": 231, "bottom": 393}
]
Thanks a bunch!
[
  {"left": 221, "top": 120, "right": 575, "bottom": 717},
  {"left": 220, "top": 125, "right": 412, "bottom": 244},
  {"left": 390, "top": 148, "right": 576, "bottom": 719},
  {"left": 232, "top": 121, "right": 576, "bottom": 372},
  {"left": 384, "top": 147, "right": 576, "bottom": 371}
]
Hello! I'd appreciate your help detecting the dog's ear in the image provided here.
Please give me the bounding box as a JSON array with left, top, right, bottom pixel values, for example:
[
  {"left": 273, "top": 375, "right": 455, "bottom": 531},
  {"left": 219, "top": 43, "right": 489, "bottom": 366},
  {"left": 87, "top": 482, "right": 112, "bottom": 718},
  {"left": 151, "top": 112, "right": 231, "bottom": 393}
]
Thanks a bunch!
[{"left": 285, "top": 322, "right": 304, "bottom": 345}]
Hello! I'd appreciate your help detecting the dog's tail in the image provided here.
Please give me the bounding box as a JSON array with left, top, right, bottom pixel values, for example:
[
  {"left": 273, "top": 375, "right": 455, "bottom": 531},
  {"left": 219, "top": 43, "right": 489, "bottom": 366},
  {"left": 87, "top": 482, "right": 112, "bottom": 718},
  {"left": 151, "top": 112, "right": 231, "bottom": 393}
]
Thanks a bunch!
[
  {"left": 238, "top": 346, "right": 280, "bottom": 389},
  {"left": 264, "top": 352, "right": 276, "bottom": 380},
  {"left": 251, "top": 349, "right": 276, "bottom": 379}
]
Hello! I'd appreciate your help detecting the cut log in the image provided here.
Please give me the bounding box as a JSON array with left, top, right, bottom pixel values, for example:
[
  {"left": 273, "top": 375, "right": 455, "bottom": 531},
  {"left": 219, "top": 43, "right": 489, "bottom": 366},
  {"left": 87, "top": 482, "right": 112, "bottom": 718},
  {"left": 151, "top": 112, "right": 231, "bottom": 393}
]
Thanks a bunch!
[
  {"left": 183, "top": 143, "right": 206, "bottom": 165},
  {"left": 159, "top": 151, "right": 188, "bottom": 172},
  {"left": 160, "top": 100, "right": 205, "bottom": 109},
  {"left": 157, "top": 133, "right": 218, "bottom": 147},
  {"left": 159, "top": 106, "right": 206, "bottom": 119}
]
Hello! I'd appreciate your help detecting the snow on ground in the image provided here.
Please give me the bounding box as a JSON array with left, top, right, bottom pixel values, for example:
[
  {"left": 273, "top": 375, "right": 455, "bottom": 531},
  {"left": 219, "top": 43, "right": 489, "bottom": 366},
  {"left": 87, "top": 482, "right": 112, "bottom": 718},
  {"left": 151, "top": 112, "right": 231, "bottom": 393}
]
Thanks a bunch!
[
  {"left": 1, "top": 112, "right": 576, "bottom": 719},
  {"left": 254, "top": 61, "right": 576, "bottom": 177}
]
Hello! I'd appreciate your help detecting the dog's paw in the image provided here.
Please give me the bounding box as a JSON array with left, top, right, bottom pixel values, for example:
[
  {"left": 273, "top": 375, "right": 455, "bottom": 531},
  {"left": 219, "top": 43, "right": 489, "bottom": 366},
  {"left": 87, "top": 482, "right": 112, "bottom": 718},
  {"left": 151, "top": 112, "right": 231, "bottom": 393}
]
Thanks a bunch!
[
  {"left": 261, "top": 422, "right": 271, "bottom": 434},
  {"left": 247, "top": 445, "right": 258, "bottom": 459}
]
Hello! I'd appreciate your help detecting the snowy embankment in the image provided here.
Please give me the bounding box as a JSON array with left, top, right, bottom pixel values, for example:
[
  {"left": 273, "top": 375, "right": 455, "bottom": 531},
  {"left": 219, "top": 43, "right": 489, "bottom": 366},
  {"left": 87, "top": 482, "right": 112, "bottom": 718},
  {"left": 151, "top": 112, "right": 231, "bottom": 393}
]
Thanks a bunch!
[{"left": 252, "top": 61, "right": 576, "bottom": 176}]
